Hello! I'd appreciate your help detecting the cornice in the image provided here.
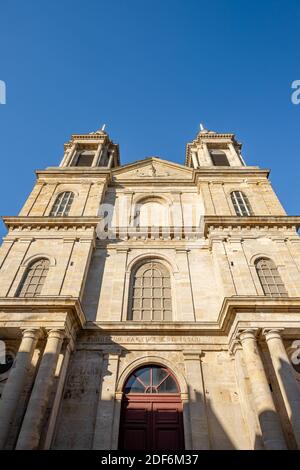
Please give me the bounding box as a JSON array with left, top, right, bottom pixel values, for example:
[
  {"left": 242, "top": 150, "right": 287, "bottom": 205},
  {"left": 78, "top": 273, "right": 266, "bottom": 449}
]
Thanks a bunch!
[
  {"left": 193, "top": 167, "right": 269, "bottom": 180},
  {"left": 36, "top": 168, "right": 112, "bottom": 180},
  {"left": 111, "top": 156, "right": 192, "bottom": 173},
  {"left": 0, "top": 296, "right": 86, "bottom": 333},
  {"left": 1, "top": 297, "right": 300, "bottom": 345},
  {"left": 2, "top": 216, "right": 101, "bottom": 230},
  {"left": 204, "top": 215, "right": 300, "bottom": 237},
  {"left": 33, "top": 164, "right": 269, "bottom": 185},
  {"left": 83, "top": 297, "right": 300, "bottom": 337}
]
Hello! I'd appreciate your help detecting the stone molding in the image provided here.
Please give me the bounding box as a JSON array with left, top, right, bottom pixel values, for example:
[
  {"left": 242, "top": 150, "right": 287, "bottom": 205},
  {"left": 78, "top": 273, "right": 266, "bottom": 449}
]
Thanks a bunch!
[
  {"left": 2, "top": 216, "right": 101, "bottom": 231},
  {"left": 204, "top": 215, "right": 300, "bottom": 237},
  {"left": 0, "top": 297, "right": 86, "bottom": 337}
]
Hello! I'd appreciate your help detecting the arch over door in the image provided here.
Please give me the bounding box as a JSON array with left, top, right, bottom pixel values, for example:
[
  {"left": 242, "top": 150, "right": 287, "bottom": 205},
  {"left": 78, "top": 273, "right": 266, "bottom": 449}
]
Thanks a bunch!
[{"left": 119, "top": 365, "right": 184, "bottom": 451}]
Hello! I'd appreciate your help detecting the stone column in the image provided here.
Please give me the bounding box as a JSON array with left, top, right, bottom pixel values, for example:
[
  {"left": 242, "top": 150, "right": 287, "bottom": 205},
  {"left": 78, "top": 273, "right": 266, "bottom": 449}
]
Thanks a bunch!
[
  {"left": 0, "top": 328, "right": 40, "bottom": 449},
  {"left": 191, "top": 151, "right": 198, "bottom": 169},
  {"left": 228, "top": 142, "right": 246, "bottom": 165},
  {"left": 61, "top": 143, "right": 77, "bottom": 167},
  {"left": 264, "top": 329, "right": 300, "bottom": 449},
  {"left": 92, "top": 143, "right": 103, "bottom": 167},
  {"left": 16, "top": 329, "right": 64, "bottom": 450},
  {"left": 239, "top": 329, "right": 287, "bottom": 450},
  {"left": 201, "top": 142, "right": 211, "bottom": 165},
  {"left": 108, "top": 151, "right": 114, "bottom": 168},
  {"left": 183, "top": 352, "right": 210, "bottom": 449},
  {"left": 232, "top": 344, "right": 263, "bottom": 449},
  {"left": 43, "top": 340, "right": 73, "bottom": 449}
]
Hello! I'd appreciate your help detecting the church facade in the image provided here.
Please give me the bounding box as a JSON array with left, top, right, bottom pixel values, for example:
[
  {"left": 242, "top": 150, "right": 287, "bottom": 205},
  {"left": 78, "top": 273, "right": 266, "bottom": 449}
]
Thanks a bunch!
[{"left": 0, "top": 125, "right": 300, "bottom": 450}]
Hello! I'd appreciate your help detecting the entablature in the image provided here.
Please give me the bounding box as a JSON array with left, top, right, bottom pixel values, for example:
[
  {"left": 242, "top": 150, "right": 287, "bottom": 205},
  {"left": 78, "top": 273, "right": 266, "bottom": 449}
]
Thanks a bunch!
[
  {"left": 2, "top": 216, "right": 101, "bottom": 231},
  {"left": 0, "top": 297, "right": 86, "bottom": 340},
  {"left": 204, "top": 215, "right": 300, "bottom": 238},
  {"left": 36, "top": 169, "right": 111, "bottom": 183}
]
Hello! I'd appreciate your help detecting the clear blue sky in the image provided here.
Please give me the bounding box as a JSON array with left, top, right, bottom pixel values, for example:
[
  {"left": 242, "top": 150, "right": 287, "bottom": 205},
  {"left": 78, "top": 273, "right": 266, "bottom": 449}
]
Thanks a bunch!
[{"left": 0, "top": 0, "right": 299, "bottom": 238}]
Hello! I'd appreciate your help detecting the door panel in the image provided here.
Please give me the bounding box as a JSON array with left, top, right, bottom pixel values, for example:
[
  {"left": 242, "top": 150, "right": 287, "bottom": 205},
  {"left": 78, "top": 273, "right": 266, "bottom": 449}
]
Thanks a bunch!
[
  {"left": 155, "top": 429, "right": 181, "bottom": 450},
  {"left": 153, "top": 402, "right": 184, "bottom": 450},
  {"left": 119, "top": 396, "right": 184, "bottom": 450},
  {"left": 123, "top": 428, "right": 147, "bottom": 450},
  {"left": 119, "top": 401, "right": 152, "bottom": 450}
]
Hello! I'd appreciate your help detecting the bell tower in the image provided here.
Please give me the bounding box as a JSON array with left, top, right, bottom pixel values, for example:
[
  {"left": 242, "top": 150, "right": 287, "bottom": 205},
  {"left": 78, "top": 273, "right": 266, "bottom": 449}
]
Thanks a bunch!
[
  {"left": 185, "top": 124, "right": 246, "bottom": 169},
  {"left": 59, "top": 125, "right": 120, "bottom": 169}
]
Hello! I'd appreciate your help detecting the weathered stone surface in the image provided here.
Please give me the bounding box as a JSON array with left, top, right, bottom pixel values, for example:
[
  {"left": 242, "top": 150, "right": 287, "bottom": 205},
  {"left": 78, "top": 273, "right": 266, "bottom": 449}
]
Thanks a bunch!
[{"left": 0, "top": 126, "right": 300, "bottom": 450}]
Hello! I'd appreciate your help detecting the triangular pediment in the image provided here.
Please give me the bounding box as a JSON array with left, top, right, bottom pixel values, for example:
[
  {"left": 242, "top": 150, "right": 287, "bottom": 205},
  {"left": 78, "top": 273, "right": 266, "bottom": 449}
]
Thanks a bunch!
[{"left": 112, "top": 157, "right": 193, "bottom": 181}]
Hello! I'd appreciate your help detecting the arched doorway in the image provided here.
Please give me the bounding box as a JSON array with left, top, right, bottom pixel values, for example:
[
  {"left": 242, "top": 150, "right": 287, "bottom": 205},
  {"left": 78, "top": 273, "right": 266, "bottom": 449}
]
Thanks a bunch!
[{"left": 119, "top": 364, "right": 184, "bottom": 450}]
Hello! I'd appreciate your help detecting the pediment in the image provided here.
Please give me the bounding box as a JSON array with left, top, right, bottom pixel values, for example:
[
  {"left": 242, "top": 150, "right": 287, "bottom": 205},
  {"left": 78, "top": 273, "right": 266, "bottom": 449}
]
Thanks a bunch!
[{"left": 112, "top": 157, "right": 193, "bottom": 181}]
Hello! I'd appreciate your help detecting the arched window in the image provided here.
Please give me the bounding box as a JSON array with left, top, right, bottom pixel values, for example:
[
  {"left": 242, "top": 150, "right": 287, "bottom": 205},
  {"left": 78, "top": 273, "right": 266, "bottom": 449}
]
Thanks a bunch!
[
  {"left": 124, "top": 365, "right": 179, "bottom": 394},
  {"left": 50, "top": 192, "right": 74, "bottom": 216},
  {"left": 255, "top": 258, "right": 288, "bottom": 297},
  {"left": 210, "top": 150, "right": 230, "bottom": 166},
  {"left": 134, "top": 199, "right": 169, "bottom": 227},
  {"left": 231, "top": 191, "right": 253, "bottom": 216},
  {"left": 17, "top": 258, "right": 50, "bottom": 297},
  {"left": 128, "top": 261, "right": 172, "bottom": 321}
]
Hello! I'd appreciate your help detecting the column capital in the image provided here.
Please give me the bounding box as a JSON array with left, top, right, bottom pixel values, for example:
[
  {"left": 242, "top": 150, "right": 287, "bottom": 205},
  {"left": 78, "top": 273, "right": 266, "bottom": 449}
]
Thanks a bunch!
[
  {"left": 21, "top": 328, "right": 42, "bottom": 340},
  {"left": 115, "top": 391, "right": 123, "bottom": 401},
  {"left": 45, "top": 329, "right": 65, "bottom": 340},
  {"left": 262, "top": 328, "right": 285, "bottom": 341},
  {"left": 229, "top": 339, "right": 243, "bottom": 356},
  {"left": 238, "top": 328, "right": 259, "bottom": 343}
]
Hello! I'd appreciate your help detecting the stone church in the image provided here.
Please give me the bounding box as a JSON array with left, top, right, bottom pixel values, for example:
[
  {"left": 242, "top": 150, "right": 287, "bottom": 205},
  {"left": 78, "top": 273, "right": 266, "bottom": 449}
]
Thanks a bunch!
[{"left": 0, "top": 124, "right": 300, "bottom": 451}]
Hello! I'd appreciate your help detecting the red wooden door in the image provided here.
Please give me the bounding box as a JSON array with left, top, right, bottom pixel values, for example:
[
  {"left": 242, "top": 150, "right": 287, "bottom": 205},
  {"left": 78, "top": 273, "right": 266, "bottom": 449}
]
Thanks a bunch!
[{"left": 119, "top": 395, "right": 184, "bottom": 450}]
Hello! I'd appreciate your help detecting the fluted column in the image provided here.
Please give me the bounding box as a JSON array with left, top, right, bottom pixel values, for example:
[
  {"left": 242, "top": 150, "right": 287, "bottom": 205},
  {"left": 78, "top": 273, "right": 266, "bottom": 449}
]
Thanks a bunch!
[
  {"left": 239, "top": 329, "right": 287, "bottom": 450},
  {"left": 264, "top": 329, "right": 300, "bottom": 449},
  {"left": 16, "top": 329, "right": 64, "bottom": 450},
  {"left": 0, "top": 328, "right": 40, "bottom": 449}
]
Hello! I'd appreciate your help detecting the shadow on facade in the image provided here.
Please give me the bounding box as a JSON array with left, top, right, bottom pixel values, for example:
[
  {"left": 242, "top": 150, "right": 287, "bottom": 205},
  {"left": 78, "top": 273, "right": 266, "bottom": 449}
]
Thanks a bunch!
[
  {"left": 276, "top": 357, "right": 299, "bottom": 449},
  {"left": 50, "top": 335, "right": 244, "bottom": 450},
  {"left": 4, "top": 332, "right": 299, "bottom": 449},
  {"left": 4, "top": 332, "right": 300, "bottom": 450}
]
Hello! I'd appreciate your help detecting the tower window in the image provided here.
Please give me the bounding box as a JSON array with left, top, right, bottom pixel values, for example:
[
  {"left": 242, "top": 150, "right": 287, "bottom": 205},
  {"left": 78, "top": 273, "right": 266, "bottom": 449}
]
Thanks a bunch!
[
  {"left": 50, "top": 191, "right": 74, "bottom": 216},
  {"left": 17, "top": 258, "right": 50, "bottom": 297},
  {"left": 128, "top": 261, "right": 172, "bottom": 321},
  {"left": 74, "top": 152, "right": 94, "bottom": 167},
  {"left": 255, "top": 258, "right": 288, "bottom": 297},
  {"left": 210, "top": 150, "right": 230, "bottom": 166},
  {"left": 231, "top": 191, "right": 253, "bottom": 216}
]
